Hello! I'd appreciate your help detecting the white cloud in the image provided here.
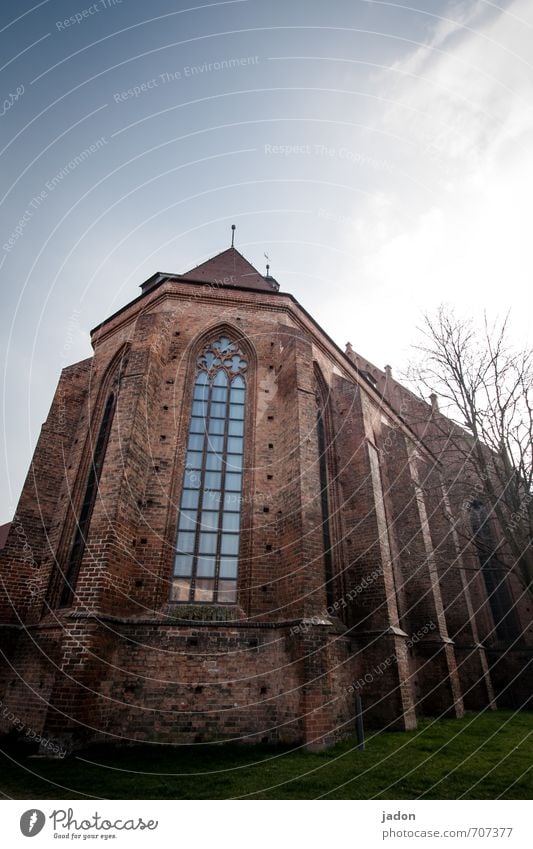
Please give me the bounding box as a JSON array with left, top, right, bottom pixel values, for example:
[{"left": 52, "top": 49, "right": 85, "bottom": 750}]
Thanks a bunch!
[{"left": 338, "top": 0, "right": 533, "bottom": 362}]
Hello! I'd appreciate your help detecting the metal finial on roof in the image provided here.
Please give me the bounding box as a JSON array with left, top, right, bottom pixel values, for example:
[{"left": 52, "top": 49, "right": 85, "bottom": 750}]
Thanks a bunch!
[
  {"left": 231, "top": 224, "right": 236, "bottom": 247},
  {"left": 264, "top": 252, "right": 270, "bottom": 276}
]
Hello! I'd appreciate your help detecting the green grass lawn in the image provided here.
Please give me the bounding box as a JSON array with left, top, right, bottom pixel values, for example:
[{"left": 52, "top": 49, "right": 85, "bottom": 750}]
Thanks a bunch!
[{"left": 0, "top": 711, "right": 531, "bottom": 800}]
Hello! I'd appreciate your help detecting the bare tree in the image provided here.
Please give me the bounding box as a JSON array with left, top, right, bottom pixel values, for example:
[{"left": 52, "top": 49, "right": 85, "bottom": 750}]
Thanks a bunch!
[{"left": 407, "top": 306, "right": 533, "bottom": 595}]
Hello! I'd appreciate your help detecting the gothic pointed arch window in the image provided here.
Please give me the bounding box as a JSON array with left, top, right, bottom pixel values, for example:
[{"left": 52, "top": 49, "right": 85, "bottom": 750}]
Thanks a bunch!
[
  {"left": 43, "top": 344, "right": 129, "bottom": 614},
  {"left": 314, "top": 365, "right": 336, "bottom": 609},
  {"left": 172, "top": 336, "right": 248, "bottom": 604},
  {"left": 45, "top": 350, "right": 127, "bottom": 610},
  {"left": 469, "top": 499, "right": 520, "bottom": 641},
  {"left": 59, "top": 390, "right": 116, "bottom": 607}
]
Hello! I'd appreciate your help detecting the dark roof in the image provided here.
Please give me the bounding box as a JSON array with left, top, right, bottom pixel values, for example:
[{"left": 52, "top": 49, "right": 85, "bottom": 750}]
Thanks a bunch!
[{"left": 140, "top": 247, "right": 278, "bottom": 295}]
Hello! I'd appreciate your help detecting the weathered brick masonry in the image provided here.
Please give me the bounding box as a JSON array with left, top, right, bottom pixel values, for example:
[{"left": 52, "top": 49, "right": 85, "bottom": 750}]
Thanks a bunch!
[{"left": 0, "top": 246, "right": 531, "bottom": 751}]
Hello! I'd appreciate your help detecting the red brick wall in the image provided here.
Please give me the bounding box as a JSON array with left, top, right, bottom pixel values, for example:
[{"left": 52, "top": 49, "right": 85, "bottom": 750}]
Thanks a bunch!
[{"left": 1, "top": 276, "right": 530, "bottom": 748}]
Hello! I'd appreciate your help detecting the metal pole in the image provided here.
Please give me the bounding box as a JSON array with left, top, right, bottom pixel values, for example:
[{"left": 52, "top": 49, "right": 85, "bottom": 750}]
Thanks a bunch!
[{"left": 355, "top": 693, "right": 365, "bottom": 751}]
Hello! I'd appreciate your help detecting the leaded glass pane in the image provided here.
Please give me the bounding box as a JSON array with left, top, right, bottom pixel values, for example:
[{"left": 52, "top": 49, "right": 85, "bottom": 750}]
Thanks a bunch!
[
  {"left": 196, "top": 556, "right": 216, "bottom": 577},
  {"left": 222, "top": 512, "right": 240, "bottom": 532},
  {"left": 181, "top": 489, "right": 199, "bottom": 509},
  {"left": 178, "top": 510, "right": 198, "bottom": 529},
  {"left": 223, "top": 492, "right": 241, "bottom": 511},
  {"left": 184, "top": 469, "right": 201, "bottom": 488},
  {"left": 220, "top": 535, "right": 240, "bottom": 555},
  {"left": 192, "top": 400, "right": 207, "bottom": 416},
  {"left": 174, "top": 554, "right": 193, "bottom": 576},
  {"left": 218, "top": 580, "right": 237, "bottom": 603},
  {"left": 219, "top": 557, "right": 238, "bottom": 578},
  {"left": 200, "top": 511, "right": 219, "bottom": 530},
  {"left": 211, "top": 387, "right": 227, "bottom": 402},
  {"left": 188, "top": 434, "right": 204, "bottom": 451},
  {"left": 226, "top": 454, "right": 243, "bottom": 471},
  {"left": 216, "top": 337, "right": 235, "bottom": 354},
  {"left": 208, "top": 418, "right": 225, "bottom": 435},
  {"left": 198, "top": 532, "right": 217, "bottom": 554},
  {"left": 210, "top": 402, "right": 227, "bottom": 419},
  {"left": 186, "top": 451, "right": 202, "bottom": 470},
  {"left": 225, "top": 472, "right": 242, "bottom": 492},
  {"left": 203, "top": 490, "right": 222, "bottom": 510},
  {"left": 230, "top": 387, "right": 245, "bottom": 404},
  {"left": 206, "top": 434, "right": 224, "bottom": 452},
  {"left": 206, "top": 453, "right": 223, "bottom": 471},
  {"left": 204, "top": 471, "right": 222, "bottom": 490},
  {"left": 214, "top": 369, "right": 229, "bottom": 386},
  {"left": 228, "top": 355, "right": 246, "bottom": 373},
  {"left": 193, "top": 384, "right": 208, "bottom": 401},
  {"left": 229, "top": 403, "right": 244, "bottom": 421},
  {"left": 171, "top": 579, "right": 192, "bottom": 601},
  {"left": 194, "top": 579, "right": 215, "bottom": 602},
  {"left": 176, "top": 531, "right": 195, "bottom": 553},
  {"left": 228, "top": 420, "right": 244, "bottom": 437}
]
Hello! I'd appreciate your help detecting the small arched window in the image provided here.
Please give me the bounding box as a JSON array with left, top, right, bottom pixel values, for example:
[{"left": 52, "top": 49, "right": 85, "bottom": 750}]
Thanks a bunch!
[
  {"left": 315, "top": 381, "right": 334, "bottom": 609},
  {"left": 172, "top": 336, "right": 247, "bottom": 604}
]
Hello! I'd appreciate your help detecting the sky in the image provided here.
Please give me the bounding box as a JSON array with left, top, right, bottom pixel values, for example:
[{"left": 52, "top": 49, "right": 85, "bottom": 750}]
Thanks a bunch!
[{"left": 1, "top": 0, "right": 532, "bottom": 523}]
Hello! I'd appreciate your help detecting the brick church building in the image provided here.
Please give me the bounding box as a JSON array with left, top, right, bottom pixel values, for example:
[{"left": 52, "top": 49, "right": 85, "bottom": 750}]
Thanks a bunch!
[{"left": 0, "top": 242, "right": 531, "bottom": 751}]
